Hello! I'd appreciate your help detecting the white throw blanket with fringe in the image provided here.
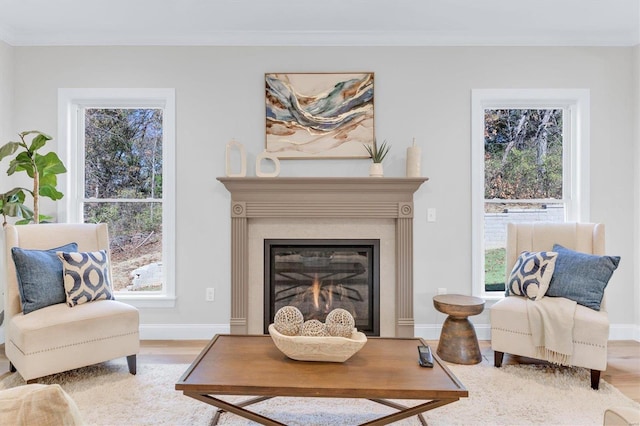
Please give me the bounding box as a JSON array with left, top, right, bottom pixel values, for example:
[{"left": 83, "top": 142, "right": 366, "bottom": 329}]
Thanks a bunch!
[{"left": 526, "top": 297, "right": 577, "bottom": 365}]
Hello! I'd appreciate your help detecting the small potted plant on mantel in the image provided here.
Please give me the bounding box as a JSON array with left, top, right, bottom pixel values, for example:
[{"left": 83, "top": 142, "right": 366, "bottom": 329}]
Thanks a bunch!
[{"left": 364, "top": 139, "right": 390, "bottom": 177}]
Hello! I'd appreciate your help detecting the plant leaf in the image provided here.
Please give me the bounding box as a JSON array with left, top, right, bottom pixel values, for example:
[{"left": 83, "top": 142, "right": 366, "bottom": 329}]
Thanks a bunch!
[
  {"left": 20, "top": 131, "right": 52, "bottom": 152},
  {"left": 3, "top": 200, "right": 33, "bottom": 220},
  {"left": 9, "top": 152, "right": 35, "bottom": 177},
  {"left": 39, "top": 173, "right": 57, "bottom": 187},
  {"left": 37, "top": 214, "right": 54, "bottom": 223},
  {"left": 363, "top": 144, "right": 374, "bottom": 158},
  {"left": 39, "top": 184, "right": 64, "bottom": 201},
  {"left": 37, "top": 152, "right": 67, "bottom": 176},
  {"left": 0, "top": 142, "right": 20, "bottom": 161}
]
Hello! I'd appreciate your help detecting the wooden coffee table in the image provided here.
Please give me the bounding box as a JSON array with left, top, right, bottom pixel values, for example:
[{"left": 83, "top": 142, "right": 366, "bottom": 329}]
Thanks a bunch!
[{"left": 176, "top": 334, "right": 467, "bottom": 425}]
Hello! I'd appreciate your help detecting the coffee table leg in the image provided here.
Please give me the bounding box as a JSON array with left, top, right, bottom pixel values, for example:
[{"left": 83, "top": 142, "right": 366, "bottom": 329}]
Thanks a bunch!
[
  {"left": 368, "top": 399, "right": 427, "bottom": 425},
  {"left": 186, "top": 393, "right": 283, "bottom": 426},
  {"left": 187, "top": 393, "right": 458, "bottom": 426},
  {"left": 210, "top": 396, "right": 273, "bottom": 425},
  {"left": 365, "top": 398, "right": 458, "bottom": 425}
]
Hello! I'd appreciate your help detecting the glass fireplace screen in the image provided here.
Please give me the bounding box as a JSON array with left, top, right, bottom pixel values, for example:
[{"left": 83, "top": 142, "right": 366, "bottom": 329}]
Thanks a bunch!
[{"left": 264, "top": 239, "right": 380, "bottom": 336}]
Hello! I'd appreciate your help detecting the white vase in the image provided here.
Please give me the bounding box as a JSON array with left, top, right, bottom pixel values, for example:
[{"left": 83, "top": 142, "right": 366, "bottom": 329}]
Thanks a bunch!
[
  {"left": 369, "top": 163, "right": 384, "bottom": 177},
  {"left": 225, "top": 140, "right": 247, "bottom": 177},
  {"left": 256, "top": 151, "right": 281, "bottom": 177}
]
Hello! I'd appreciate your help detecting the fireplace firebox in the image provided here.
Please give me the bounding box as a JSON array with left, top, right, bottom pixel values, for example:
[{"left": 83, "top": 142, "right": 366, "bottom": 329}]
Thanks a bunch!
[{"left": 264, "top": 239, "right": 380, "bottom": 336}]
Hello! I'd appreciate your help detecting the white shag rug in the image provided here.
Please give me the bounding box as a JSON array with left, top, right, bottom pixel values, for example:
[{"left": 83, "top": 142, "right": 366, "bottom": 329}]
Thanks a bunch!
[{"left": 1, "top": 359, "right": 638, "bottom": 425}]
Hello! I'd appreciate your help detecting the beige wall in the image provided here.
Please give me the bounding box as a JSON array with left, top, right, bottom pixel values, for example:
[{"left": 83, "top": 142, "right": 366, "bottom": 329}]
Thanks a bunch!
[
  {"left": 0, "top": 40, "right": 13, "bottom": 150},
  {"left": 5, "top": 45, "right": 638, "bottom": 337},
  {"left": 0, "top": 40, "right": 13, "bottom": 321},
  {"left": 635, "top": 44, "right": 640, "bottom": 337}
]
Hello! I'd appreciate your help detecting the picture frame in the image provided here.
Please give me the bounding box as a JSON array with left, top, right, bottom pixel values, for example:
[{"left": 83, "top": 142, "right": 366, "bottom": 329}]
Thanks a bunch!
[{"left": 265, "top": 72, "right": 374, "bottom": 159}]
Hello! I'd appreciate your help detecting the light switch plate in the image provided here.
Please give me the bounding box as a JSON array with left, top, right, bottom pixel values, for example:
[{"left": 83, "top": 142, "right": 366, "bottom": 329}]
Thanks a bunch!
[{"left": 427, "top": 208, "right": 436, "bottom": 222}]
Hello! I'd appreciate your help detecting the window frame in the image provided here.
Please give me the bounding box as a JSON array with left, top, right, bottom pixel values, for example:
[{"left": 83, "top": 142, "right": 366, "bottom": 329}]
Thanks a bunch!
[
  {"left": 58, "top": 88, "right": 176, "bottom": 308},
  {"left": 471, "top": 89, "right": 590, "bottom": 299}
]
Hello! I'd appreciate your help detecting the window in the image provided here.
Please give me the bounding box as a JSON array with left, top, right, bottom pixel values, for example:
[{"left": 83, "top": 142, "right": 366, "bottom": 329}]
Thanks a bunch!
[
  {"left": 58, "top": 89, "right": 176, "bottom": 307},
  {"left": 471, "top": 89, "right": 590, "bottom": 298}
]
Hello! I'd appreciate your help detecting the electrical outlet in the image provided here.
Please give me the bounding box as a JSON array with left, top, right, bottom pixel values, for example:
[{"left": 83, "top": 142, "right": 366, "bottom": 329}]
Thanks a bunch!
[
  {"left": 206, "top": 288, "right": 215, "bottom": 301},
  {"left": 437, "top": 288, "right": 447, "bottom": 295},
  {"left": 427, "top": 208, "right": 436, "bottom": 222}
]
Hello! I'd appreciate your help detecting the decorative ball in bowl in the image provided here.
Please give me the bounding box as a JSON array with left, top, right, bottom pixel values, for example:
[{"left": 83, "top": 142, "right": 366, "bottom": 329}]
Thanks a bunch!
[
  {"left": 268, "top": 306, "right": 367, "bottom": 362},
  {"left": 268, "top": 323, "right": 367, "bottom": 362}
]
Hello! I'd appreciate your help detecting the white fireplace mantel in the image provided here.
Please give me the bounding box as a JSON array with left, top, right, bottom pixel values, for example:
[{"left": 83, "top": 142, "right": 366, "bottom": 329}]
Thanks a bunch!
[{"left": 217, "top": 177, "right": 428, "bottom": 337}]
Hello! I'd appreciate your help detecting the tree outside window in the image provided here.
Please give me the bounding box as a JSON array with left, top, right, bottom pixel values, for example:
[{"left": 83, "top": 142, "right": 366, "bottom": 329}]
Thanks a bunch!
[
  {"left": 84, "top": 108, "right": 163, "bottom": 292},
  {"left": 483, "top": 109, "right": 565, "bottom": 292}
]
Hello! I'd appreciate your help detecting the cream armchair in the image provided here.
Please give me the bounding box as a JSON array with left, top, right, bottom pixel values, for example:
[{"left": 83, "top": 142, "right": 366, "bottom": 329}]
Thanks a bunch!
[
  {"left": 3, "top": 223, "right": 139, "bottom": 382},
  {"left": 490, "top": 222, "right": 610, "bottom": 389}
]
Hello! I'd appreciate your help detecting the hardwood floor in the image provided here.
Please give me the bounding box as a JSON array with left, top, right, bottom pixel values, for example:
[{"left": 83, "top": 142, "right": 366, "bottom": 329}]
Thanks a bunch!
[{"left": 1, "top": 340, "right": 639, "bottom": 402}]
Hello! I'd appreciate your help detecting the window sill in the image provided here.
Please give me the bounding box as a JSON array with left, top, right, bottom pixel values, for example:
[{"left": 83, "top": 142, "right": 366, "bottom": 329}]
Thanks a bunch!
[
  {"left": 113, "top": 294, "right": 176, "bottom": 308},
  {"left": 476, "top": 292, "right": 504, "bottom": 302}
]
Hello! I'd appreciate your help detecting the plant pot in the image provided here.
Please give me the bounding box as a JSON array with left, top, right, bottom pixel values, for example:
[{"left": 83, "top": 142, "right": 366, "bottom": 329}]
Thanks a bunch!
[{"left": 369, "top": 163, "right": 384, "bottom": 177}]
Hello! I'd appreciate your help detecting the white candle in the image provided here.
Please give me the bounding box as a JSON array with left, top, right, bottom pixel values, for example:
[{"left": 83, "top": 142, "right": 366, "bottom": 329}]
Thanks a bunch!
[{"left": 406, "top": 138, "right": 421, "bottom": 177}]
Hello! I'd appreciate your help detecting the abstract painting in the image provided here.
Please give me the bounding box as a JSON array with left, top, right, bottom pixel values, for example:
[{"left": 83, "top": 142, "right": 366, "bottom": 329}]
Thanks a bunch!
[{"left": 265, "top": 73, "right": 374, "bottom": 159}]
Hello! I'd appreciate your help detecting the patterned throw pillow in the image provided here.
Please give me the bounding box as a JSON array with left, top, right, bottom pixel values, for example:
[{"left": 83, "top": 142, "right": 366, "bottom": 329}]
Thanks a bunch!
[
  {"left": 57, "top": 250, "right": 114, "bottom": 307},
  {"left": 507, "top": 251, "right": 558, "bottom": 301}
]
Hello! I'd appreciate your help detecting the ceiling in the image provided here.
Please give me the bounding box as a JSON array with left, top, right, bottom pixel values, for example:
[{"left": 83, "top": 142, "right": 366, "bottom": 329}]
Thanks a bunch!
[{"left": 0, "top": 0, "right": 638, "bottom": 47}]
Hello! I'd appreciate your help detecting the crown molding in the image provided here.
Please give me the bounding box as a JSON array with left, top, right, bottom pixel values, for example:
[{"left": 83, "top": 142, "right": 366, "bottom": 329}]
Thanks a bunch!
[{"left": 1, "top": 29, "right": 638, "bottom": 47}]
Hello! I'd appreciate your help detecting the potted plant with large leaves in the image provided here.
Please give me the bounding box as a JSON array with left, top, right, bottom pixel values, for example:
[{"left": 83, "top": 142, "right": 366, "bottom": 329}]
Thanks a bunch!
[{"left": 0, "top": 130, "right": 67, "bottom": 225}]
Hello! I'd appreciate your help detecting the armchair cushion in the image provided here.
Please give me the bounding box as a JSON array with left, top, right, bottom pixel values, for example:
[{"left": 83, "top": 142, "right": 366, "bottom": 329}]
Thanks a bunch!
[
  {"left": 547, "top": 244, "right": 620, "bottom": 311},
  {"left": 11, "top": 243, "right": 78, "bottom": 314},
  {"left": 57, "top": 250, "right": 114, "bottom": 307},
  {"left": 506, "top": 250, "right": 558, "bottom": 300}
]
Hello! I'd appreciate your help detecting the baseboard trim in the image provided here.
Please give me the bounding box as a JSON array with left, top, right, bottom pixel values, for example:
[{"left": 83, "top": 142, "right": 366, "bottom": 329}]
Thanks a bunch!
[
  {"left": 1, "top": 322, "right": 637, "bottom": 343},
  {"left": 608, "top": 324, "right": 640, "bottom": 341},
  {"left": 0, "top": 323, "right": 229, "bottom": 345},
  {"left": 412, "top": 324, "right": 493, "bottom": 341},
  {"left": 139, "top": 323, "right": 230, "bottom": 340},
  {"left": 413, "top": 323, "right": 640, "bottom": 342}
]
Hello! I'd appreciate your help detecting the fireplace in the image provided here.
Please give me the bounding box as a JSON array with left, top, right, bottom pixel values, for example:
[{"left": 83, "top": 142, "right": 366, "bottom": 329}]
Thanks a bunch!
[
  {"left": 264, "top": 239, "right": 380, "bottom": 335},
  {"left": 217, "top": 177, "right": 428, "bottom": 337}
]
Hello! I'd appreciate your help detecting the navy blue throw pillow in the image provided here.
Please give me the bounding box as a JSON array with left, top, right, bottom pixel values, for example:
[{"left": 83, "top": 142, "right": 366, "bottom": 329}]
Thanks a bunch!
[
  {"left": 546, "top": 244, "right": 620, "bottom": 311},
  {"left": 11, "top": 242, "right": 78, "bottom": 314}
]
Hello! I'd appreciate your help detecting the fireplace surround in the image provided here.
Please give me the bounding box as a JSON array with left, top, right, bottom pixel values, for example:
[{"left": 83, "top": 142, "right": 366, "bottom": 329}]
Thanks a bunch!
[{"left": 218, "top": 177, "right": 428, "bottom": 337}]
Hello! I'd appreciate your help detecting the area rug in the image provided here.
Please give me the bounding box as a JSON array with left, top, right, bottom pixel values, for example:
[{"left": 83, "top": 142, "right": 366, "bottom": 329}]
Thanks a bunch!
[{"left": 0, "top": 359, "right": 638, "bottom": 425}]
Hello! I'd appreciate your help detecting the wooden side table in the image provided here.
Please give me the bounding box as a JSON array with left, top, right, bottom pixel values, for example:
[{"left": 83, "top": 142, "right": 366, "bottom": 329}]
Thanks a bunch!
[{"left": 433, "top": 294, "right": 485, "bottom": 365}]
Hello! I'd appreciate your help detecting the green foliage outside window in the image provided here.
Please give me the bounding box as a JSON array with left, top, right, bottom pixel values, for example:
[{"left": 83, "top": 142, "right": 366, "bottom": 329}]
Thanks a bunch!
[
  {"left": 84, "top": 108, "right": 164, "bottom": 292},
  {"left": 483, "top": 109, "right": 564, "bottom": 292},
  {"left": 485, "top": 248, "right": 506, "bottom": 292},
  {"left": 484, "top": 109, "right": 563, "bottom": 200}
]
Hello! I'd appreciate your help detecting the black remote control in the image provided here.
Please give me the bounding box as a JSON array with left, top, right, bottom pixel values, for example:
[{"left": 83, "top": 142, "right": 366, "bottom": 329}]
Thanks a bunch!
[{"left": 417, "top": 345, "right": 434, "bottom": 368}]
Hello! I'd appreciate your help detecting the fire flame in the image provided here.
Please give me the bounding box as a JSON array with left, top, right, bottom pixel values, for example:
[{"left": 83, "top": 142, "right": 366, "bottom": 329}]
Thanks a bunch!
[
  {"left": 306, "top": 276, "right": 337, "bottom": 317},
  {"left": 312, "top": 275, "right": 320, "bottom": 310}
]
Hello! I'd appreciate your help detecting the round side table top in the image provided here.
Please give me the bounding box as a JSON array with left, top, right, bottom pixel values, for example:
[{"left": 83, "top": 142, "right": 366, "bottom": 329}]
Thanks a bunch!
[{"left": 433, "top": 294, "right": 485, "bottom": 317}]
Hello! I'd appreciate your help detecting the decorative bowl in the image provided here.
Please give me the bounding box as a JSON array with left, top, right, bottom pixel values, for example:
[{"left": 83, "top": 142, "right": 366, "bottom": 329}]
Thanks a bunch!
[{"left": 268, "top": 324, "right": 367, "bottom": 362}]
